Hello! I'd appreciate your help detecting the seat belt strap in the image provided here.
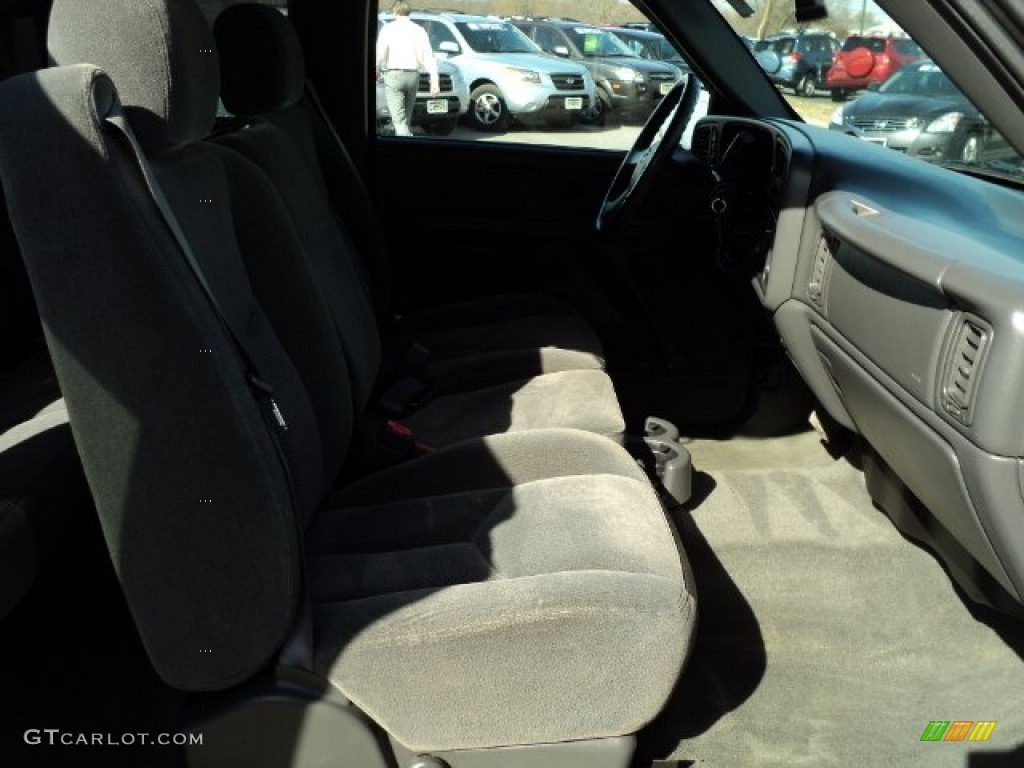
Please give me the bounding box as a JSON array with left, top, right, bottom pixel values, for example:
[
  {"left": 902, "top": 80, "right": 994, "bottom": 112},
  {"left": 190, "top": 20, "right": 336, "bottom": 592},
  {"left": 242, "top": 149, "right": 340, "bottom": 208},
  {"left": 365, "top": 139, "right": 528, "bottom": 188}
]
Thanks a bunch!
[
  {"left": 102, "top": 107, "right": 314, "bottom": 671},
  {"left": 305, "top": 80, "right": 347, "bottom": 158},
  {"left": 104, "top": 112, "right": 288, "bottom": 432}
]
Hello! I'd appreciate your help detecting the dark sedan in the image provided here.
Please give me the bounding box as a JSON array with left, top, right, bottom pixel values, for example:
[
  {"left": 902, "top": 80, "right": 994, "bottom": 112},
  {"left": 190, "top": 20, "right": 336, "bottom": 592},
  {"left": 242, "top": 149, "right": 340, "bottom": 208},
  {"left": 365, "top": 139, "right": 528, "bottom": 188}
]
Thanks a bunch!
[{"left": 829, "top": 59, "right": 1009, "bottom": 165}]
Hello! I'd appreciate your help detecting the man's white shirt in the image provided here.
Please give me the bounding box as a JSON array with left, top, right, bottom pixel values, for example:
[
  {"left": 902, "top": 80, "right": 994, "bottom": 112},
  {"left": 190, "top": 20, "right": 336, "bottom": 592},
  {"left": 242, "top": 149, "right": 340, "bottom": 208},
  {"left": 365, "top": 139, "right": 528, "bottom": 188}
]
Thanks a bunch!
[{"left": 377, "top": 17, "right": 439, "bottom": 91}]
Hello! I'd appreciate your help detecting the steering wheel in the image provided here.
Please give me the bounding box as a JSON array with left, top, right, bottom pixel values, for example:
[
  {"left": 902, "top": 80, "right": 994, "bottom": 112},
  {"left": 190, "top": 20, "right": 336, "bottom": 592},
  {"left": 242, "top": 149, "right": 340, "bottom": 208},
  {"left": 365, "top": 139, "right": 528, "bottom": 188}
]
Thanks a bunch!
[{"left": 596, "top": 76, "right": 701, "bottom": 234}]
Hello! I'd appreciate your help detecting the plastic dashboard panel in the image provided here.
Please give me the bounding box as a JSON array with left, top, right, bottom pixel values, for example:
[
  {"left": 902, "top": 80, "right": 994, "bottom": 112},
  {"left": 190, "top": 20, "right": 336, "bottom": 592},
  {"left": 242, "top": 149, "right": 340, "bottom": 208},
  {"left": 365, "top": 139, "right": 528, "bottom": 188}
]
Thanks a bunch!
[{"left": 693, "top": 116, "right": 1024, "bottom": 605}]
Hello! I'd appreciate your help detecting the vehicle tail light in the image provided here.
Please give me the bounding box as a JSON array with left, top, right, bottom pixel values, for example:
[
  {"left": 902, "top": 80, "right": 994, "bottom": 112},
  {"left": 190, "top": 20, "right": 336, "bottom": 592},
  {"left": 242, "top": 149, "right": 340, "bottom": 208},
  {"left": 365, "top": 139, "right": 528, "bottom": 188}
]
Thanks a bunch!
[{"left": 787, "top": 52, "right": 802, "bottom": 63}]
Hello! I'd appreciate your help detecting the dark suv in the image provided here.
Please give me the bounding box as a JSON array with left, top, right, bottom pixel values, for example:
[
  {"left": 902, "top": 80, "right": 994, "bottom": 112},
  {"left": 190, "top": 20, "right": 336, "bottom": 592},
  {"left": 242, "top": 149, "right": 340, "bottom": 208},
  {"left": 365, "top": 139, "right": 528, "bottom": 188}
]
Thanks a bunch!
[
  {"left": 511, "top": 19, "right": 681, "bottom": 124},
  {"left": 826, "top": 35, "right": 923, "bottom": 101},
  {"left": 753, "top": 31, "right": 839, "bottom": 97}
]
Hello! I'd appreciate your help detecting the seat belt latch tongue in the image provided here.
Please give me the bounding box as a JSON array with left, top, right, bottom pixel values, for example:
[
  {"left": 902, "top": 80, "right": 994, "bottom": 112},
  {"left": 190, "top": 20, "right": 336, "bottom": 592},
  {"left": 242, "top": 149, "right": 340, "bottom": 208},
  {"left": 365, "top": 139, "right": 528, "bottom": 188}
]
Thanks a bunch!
[{"left": 378, "top": 375, "right": 433, "bottom": 416}]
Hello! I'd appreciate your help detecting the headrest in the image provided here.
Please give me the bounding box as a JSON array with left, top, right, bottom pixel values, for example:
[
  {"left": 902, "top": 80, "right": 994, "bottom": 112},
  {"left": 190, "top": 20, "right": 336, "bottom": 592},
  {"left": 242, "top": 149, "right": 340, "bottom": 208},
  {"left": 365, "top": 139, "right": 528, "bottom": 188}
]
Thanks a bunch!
[
  {"left": 214, "top": 4, "right": 305, "bottom": 117},
  {"left": 47, "top": 0, "right": 219, "bottom": 155}
]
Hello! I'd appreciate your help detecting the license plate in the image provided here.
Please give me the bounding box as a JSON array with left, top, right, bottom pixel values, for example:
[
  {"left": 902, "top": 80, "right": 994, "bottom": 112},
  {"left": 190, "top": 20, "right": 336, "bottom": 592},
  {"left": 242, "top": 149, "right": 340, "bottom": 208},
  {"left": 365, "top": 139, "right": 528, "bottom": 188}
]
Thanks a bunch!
[
  {"left": 564, "top": 97, "right": 583, "bottom": 110},
  {"left": 659, "top": 82, "right": 674, "bottom": 95},
  {"left": 864, "top": 137, "right": 888, "bottom": 147},
  {"left": 426, "top": 99, "right": 448, "bottom": 115}
]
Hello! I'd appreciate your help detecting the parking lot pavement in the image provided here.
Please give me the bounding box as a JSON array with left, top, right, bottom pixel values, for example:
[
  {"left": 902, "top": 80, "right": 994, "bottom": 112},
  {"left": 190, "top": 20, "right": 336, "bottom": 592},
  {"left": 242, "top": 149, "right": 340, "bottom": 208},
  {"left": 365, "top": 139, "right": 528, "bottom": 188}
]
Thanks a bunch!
[
  {"left": 436, "top": 94, "right": 827, "bottom": 147},
  {"left": 784, "top": 93, "right": 834, "bottom": 127},
  {"left": 449, "top": 122, "right": 643, "bottom": 149}
]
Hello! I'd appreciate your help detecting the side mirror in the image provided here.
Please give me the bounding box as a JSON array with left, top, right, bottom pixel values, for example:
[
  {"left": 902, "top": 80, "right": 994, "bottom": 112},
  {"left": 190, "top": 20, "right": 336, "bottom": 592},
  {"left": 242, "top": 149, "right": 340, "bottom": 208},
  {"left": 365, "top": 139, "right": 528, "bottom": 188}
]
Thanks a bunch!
[
  {"left": 439, "top": 41, "right": 460, "bottom": 55},
  {"left": 866, "top": 82, "right": 880, "bottom": 91},
  {"left": 552, "top": 45, "right": 571, "bottom": 58}
]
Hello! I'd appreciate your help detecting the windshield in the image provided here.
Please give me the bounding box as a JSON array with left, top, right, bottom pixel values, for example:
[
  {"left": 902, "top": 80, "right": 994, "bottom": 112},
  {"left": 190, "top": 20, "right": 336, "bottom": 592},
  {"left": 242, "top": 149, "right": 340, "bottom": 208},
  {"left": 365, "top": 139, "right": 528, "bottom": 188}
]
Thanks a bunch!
[
  {"left": 565, "top": 27, "right": 634, "bottom": 57},
  {"left": 455, "top": 21, "right": 539, "bottom": 54},
  {"left": 879, "top": 63, "right": 963, "bottom": 99},
  {"left": 715, "top": 2, "right": 1023, "bottom": 183}
]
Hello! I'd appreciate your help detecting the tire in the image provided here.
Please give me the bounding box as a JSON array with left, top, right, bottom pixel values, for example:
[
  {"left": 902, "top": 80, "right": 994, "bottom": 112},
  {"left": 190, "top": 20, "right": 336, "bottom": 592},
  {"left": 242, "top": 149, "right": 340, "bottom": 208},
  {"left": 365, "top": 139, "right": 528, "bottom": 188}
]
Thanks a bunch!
[
  {"left": 795, "top": 74, "right": 816, "bottom": 97},
  {"left": 423, "top": 118, "right": 458, "bottom": 137},
  {"left": 845, "top": 47, "right": 875, "bottom": 79},
  {"left": 830, "top": 88, "right": 848, "bottom": 102},
  {"left": 959, "top": 133, "right": 983, "bottom": 164},
  {"left": 468, "top": 84, "right": 509, "bottom": 132},
  {"left": 579, "top": 89, "right": 610, "bottom": 126}
]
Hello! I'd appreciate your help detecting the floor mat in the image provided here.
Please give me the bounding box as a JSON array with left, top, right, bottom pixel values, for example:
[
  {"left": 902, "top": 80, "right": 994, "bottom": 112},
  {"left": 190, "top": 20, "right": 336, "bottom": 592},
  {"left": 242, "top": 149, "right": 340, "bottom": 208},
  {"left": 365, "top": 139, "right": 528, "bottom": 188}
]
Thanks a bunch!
[{"left": 638, "top": 428, "right": 1024, "bottom": 768}]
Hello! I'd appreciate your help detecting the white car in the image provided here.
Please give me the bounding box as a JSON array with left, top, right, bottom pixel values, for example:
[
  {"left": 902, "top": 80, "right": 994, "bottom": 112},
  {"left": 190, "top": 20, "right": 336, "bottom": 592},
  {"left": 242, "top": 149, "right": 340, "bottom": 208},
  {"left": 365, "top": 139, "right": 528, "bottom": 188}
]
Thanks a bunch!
[{"left": 397, "top": 11, "right": 597, "bottom": 131}]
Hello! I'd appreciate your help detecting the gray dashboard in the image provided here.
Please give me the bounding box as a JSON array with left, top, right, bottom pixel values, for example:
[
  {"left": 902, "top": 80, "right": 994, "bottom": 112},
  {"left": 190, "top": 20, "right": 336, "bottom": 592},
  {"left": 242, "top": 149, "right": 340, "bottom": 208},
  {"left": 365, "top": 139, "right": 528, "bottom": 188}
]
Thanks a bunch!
[{"left": 692, "top": 116, "right": 1024, "bottom": 610}]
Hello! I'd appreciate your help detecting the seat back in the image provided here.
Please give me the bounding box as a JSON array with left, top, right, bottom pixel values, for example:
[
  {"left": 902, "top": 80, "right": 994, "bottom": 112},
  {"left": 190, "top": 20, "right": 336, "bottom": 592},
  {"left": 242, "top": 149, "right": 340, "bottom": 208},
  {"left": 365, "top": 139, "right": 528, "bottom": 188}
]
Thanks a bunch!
[
  {"left": 215, "top": 4, "right": 392, "bottom": 413},
  {"left": 215, "top": 3, "right": 394, "bottom": 319},
  {"left": 0, "top": 0, "right": 328, "bottom": 690}
]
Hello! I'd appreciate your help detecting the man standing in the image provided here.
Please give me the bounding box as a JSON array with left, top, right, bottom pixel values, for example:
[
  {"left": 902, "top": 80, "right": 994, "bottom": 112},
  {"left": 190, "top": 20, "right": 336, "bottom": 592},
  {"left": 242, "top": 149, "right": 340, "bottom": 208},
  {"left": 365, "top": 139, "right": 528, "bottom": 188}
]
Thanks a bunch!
[{"left": 376, "top": 2, "right": 440, "bottom": 136}]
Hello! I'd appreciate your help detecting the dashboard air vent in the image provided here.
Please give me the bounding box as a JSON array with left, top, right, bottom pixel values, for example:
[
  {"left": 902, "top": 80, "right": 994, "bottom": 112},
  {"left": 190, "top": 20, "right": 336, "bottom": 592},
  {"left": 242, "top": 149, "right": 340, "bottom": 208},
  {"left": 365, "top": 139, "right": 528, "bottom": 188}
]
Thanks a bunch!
[
  {"left": 941, "top": 316, "right": 990, "bottom": 426},
  {"left": 808, "top": 234, "right": 833, "bottom": 310},
  {"left": 691, "top": 124, "right": 717, "bottom": 164}
]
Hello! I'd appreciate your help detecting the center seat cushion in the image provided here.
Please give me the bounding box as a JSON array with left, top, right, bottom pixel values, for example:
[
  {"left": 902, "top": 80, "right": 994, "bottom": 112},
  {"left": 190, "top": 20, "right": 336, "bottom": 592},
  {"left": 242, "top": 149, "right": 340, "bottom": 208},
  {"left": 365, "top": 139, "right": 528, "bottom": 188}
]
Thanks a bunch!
[
  {"left": 306, "top": 428, "right": 696, "bottom": 752},
  {"left": 213, "top": 3, "right": 607, "bottom": 381}
]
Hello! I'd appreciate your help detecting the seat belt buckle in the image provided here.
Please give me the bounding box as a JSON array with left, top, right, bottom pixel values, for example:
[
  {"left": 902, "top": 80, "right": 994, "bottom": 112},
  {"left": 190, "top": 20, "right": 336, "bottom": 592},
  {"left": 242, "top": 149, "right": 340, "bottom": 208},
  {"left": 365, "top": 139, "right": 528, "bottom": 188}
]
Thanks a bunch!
[{"left": 377, "top": 375, "right": 433, "bottom": 416}]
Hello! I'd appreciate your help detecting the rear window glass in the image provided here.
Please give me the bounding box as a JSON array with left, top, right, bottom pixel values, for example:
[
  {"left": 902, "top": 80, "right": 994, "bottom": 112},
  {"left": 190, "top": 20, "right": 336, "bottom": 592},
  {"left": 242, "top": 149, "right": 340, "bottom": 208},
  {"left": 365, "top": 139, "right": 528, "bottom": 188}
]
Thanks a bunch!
[
  {"left": 842, "top": 36, "right": 885, "bottom": 52},
  {"left": 754, "top": 38, "right": 793, "bottom": 55}
]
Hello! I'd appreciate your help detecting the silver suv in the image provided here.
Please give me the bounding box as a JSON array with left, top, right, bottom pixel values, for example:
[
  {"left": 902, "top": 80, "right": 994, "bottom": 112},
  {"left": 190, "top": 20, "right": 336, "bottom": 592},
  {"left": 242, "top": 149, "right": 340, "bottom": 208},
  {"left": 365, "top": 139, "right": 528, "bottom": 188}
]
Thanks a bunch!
[{"left": 405, "top": 12, "right": 596, "bottom": 131}]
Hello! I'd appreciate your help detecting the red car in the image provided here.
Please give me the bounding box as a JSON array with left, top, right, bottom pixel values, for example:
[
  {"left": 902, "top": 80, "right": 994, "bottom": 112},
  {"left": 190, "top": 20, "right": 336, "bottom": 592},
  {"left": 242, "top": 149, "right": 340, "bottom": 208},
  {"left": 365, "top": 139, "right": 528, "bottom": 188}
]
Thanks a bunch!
[{"left": 826, "top": 34, "right": 923, "bottom": 100}]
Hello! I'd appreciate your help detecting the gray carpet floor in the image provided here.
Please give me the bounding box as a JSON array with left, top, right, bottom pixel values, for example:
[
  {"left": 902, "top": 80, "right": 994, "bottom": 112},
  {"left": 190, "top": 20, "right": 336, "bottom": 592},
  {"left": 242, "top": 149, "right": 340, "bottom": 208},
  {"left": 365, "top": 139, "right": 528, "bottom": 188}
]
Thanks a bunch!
[{"left": 639, "top": 427, "right": 1024, "bottom": 768}]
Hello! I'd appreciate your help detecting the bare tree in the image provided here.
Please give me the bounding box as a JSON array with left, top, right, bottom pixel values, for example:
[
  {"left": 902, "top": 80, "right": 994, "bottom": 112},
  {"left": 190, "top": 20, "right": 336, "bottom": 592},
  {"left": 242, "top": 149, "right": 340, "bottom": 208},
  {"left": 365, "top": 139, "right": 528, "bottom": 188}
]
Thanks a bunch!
[{"left": 715, "top": 0, "right": 884, "bottom": 40}]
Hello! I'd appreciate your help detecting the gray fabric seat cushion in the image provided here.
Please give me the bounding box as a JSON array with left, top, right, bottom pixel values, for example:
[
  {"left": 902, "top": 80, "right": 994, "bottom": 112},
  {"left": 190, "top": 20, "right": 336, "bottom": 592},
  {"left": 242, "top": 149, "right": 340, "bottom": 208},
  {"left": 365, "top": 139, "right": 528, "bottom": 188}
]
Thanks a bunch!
[
  {"left": 308, "top": 429, "right": 696, "bottom": 752},
  {"left": 402, "top": 368, "right": 625, "bottom": 446}
]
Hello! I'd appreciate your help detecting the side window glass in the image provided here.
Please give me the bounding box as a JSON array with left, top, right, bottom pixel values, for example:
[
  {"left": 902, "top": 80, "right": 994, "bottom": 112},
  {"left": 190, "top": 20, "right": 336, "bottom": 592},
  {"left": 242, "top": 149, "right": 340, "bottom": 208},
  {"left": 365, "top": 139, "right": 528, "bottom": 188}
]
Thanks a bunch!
[{"left": 371, "top": 3, "right": 706, "bottom": 151}]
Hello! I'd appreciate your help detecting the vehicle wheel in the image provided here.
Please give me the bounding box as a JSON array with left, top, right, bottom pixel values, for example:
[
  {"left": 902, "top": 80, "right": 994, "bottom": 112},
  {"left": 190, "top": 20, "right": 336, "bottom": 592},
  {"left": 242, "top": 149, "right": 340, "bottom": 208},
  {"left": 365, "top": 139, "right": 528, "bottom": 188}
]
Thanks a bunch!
[
  {"left": 424, "top": 118, "right": 458, "bottom": 137},
  {"left": 580, "top": 89, "right": 609, "bottom": 126},
  {"left": 468, "top": 84, "right": 509, "bottom": 132},
  {"left": 830, "top": 88, "right": 848, "bottom": 102},
  {"left": 960, "top": 133, "right": 983, "bottom": 164},
  {"left": 796, "top": 74, "right": 816, "bottom": 97}
]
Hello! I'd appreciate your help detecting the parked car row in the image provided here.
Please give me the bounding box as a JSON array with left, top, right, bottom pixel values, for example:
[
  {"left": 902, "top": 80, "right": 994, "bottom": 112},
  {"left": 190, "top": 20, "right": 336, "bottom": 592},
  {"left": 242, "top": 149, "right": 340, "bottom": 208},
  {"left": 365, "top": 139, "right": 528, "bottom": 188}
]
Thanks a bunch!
[
  {"left": 376, "top": 12, "right": 689, "bottom": 133},
  {"left": 754, "top": 30, "right": 923, "bottom": 101}
]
